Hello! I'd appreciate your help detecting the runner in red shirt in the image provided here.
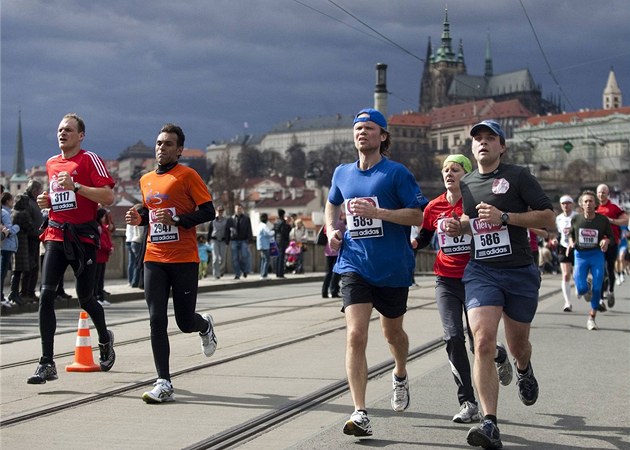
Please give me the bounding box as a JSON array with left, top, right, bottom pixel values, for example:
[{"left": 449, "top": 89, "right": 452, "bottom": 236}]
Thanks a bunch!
[
  {"left": 595, "top": 184, "right": 628, "bottom": 308},
  {"left": 29, "top": 113, "right": 116, "bottom": 384},
  {"left": 413, "top": 154, "right": 512, "bottom": 424}
]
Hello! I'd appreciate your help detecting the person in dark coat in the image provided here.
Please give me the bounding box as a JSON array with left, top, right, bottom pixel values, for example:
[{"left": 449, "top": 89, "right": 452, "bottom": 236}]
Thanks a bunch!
[
  {"left": 21, "top": 180, "right": 44, "bottom": 301},
  {"left": 9, "top": 195, "right": 35, "bottom": 305},
  {"left": 273, "top": 209, "right": 292, "bottom": 278}
]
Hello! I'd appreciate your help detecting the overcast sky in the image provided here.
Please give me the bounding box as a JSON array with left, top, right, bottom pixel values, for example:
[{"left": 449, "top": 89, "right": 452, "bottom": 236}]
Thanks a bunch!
[{"left": 2, "top": 0, "right": 629, "bottom": 173}]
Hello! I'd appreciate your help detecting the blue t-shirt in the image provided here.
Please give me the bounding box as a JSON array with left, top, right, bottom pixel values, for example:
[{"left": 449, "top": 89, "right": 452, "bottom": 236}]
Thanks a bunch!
[{"left": 328, "top": 157, "right": 428, "bottom": 287}]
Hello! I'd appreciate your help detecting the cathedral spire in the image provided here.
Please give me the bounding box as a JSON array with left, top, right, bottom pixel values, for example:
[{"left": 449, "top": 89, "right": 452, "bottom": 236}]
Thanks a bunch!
[
  {"left": 435, "top": 6, "right": 455, "bottom": 62},
  {"left": 603, "top": 66, "right": 622, "bottom": 109},
  {"left": 14, "top": 109, "right": 26, "bottom": 174},
  {"left": 484, "top": 30, "right": 493, "bottom": 78}
]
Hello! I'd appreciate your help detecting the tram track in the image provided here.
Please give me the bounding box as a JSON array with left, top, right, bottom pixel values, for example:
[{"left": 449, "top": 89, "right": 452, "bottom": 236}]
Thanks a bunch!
[
  {"left": 0, "top": 299, "right": 436, "bottom": 428},
  {"left": 0, "top": 293, "right": 341, "bottom": 369},
  {"left": 183, "top": 337, "right": 445, "bottom": 450}
]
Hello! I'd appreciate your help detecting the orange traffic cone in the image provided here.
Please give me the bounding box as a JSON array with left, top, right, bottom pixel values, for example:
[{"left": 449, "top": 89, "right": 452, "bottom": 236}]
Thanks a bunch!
[{"left": 66, "top": 311, "right": 101, "bottom": 372}]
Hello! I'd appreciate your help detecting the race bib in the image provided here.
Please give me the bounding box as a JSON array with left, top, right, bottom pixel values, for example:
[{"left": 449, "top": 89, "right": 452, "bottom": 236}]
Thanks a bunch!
[
  {"left": 470, "top": 218, "right": 512, "bottom": 259},
  {"left": 577, "top": 228, "right": 599, "bottom": 248},
  {"left": 149, "top": 207, "right": 180, "bottom": 243},
  {"left": 345, "top": 197, "right": 384, "bottom": 239},
  {"left": 50, "top": 189, "right": 78, "bottom": 212},
  {"left": 437, "top": 218, "right": 471, "bottom": 254}
]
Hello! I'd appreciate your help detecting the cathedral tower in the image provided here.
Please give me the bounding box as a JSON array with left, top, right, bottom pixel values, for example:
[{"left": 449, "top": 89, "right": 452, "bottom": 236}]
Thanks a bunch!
[{"left": 603, "top": 67, "right": 622, "bottom": 109}]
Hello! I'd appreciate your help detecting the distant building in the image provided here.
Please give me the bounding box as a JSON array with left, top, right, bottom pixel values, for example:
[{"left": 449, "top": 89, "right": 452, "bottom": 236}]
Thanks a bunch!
[
  {"left": 513, "top": 107, "right": 630, "bottom": 185},
  {"left": 419, "top": 8, "right": 560, "bottom": 116},
  {"left": 259, "top": 114, "right": 353, "bottom": 154},
  {"left": 116, "top": 140, "right": 154, "bottom": 181},
  {"left": 390, "top": 98, "right": 534, "bottom": 155}
]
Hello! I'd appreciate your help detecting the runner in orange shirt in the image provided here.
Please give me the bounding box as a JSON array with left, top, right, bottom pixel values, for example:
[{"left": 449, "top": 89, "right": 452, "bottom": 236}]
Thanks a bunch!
[{"left": 126, "top": 123, "right": 217, "bottom": 403}]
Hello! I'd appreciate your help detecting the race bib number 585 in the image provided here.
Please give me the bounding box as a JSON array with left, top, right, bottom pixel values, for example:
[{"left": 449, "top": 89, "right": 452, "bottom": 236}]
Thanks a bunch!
[{"left": 345, "top": 197, "right": 384, "bottom": 239}]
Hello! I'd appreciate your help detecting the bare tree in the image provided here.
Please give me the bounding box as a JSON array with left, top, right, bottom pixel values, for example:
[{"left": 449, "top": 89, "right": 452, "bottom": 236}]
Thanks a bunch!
[{"left": 208, "top": 149, "right": 238, "bottom": 210}]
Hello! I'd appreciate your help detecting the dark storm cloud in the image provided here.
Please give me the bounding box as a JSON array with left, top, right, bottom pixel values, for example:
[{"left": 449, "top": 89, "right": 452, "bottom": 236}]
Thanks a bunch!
[{"left": 2, "top": 0, "right": 628, "bottom": 171}]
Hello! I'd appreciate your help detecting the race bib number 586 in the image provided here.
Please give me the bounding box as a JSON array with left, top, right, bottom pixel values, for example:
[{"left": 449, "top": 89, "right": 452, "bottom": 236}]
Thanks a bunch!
[{"left": 470, "top": 218, "right": 512, "bottom": 259}]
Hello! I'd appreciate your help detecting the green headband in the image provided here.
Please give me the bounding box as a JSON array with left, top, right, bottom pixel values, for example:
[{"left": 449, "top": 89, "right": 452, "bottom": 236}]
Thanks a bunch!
[{"left": 444, "top": 154, "right": 473, "bottom": 173}]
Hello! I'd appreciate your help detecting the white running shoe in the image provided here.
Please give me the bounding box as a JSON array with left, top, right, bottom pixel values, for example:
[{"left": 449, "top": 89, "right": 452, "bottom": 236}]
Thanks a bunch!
[
  {"left": 142, "top": 378, "right": 174, "bottom": 403},
  {"left": 200, "top": 314, "right": 217, "bottom": 357},
  {"left": 587, "top": 317, "right": 598, "bottom": 331},
  {"left": 391, "top": 370, "right": 410, "bottom": 412},
  {"left": 342, "top": 410, "right": 372, "bottom": 437},
  {"left": 453, "top": 401, "right": 481, "bottom": 423}
]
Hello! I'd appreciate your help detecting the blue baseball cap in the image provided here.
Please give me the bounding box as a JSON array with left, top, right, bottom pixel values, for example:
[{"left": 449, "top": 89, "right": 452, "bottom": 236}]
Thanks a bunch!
[
  {"left": 470, "top": 120, "right": 505, "bottom": 141},
  {"left": 354, "top": 108, "right": 387, "bottom": 130}
]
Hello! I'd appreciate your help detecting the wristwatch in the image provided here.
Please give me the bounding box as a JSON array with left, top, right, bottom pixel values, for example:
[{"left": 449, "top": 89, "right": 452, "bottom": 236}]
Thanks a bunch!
[
  {"left": 73, "top": 182, "right": 82, "bottom": 193},
  {"left": 500, "top": 212, "right": 510, "bottom": 226},
  {"left": 172, "top": 215, "right": 181, "bottom": 225}
]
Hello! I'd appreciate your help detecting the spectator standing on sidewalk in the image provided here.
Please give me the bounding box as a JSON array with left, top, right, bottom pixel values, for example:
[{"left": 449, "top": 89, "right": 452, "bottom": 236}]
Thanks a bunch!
[
  {"left": 326, "top": 108, "right": 428, "bottom": 437},
  {"left": 207, "top": 205, "right": 229, "bottom": 279},
  {"left": 413, "top": 154, "right": 513, "bottom": 425},
  {"left": 289, "top": 218, "right": 308, "bottom": 273},
  {"left": 321, "top": 211, "right": 346, "bottom": 298},
  {"left": 273, "top": 209, "right": 292, "bottom": 279},
  {"left": 95, "top": 207, "right": 113, "bottom": 306},
  {"left": 256, "top": 212, "right": 275, "bottom": 280},
  {"left": 229, "top": 203, "right": 253, "bottom": 280},
  {"left": 21, "top": 180, "right": 44, "bottom": 302},
  {"left": 125, "top": 123, "right": 217, "bottom": 403},
  {"left": 9, "top": 194, "right": 34, "bottom": 306},
  {"left": 1, "top": 192, "right": 20, "bottom": 308},
  {"left": 442, "top": 120, "right": 555, "bottom": 449},
  {"left": 197, "top": 235, "right": 211, "bottom": 279}
]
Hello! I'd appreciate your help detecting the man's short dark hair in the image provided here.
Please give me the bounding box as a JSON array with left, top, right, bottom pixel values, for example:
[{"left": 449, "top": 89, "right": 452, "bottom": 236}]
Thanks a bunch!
[
  {"left": 63, "top": 113, "right": 86, "bottom": 134},
  {"left": 160, "top": 123, "right": 185, "bottom": 147},
  {"left": 278, "top": 209, "right": 285, "bottom": 218}
]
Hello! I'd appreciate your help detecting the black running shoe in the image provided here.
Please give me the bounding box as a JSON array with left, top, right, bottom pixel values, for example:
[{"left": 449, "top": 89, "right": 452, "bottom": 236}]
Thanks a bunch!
[
  {"left": 99, "top": 330, "right": 116, "bottom": 372},
  {"left": 27, "top": 361, "right": 58, "bottom": 384},
  {"left": 607, "top": 292, "right": 615, "bottom": 309},
  {"left": 467, "top": 419, "right": 502, "bottom": 448},
  {"left": 516, "top": 361, "right": 539, "bottom": 406}
]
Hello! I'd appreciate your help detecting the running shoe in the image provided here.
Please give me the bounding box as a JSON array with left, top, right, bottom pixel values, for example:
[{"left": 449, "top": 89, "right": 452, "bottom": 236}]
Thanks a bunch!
[
  {"left": 467, "top": 419, "right": 502, "bottom": 448},
  {"left": 200, "top": 313, "right": 217, "bottom": 357},
  {"left": 342, "top": 410, "right": 372, "bottom": 437},
  {"left": 142, "top": 378, "right": 174, "bottom": 404},
  {"left": 495, "top": 343, "right": 513, "bottom": 386},
  {"left": 597, "top": 300, "right": 607, "bottom": 312},
  {"left": 563, "top": 303, "right": 572, "bottom": 312},
  {"left": 587, "top": 317, "right": 598, "bottom": 331},
  {"left": 516, "top": 361, "right": 539, "bottom": 406},
  {"left": 27, "top": 361, "right": 58, "bottom": 384},
  {"left": 584, "top": 280, "right": 592, "bottom": 303},
  {"left": 99, "top": 330, "right": 116, "bottom": 372},
  {"left": 607, "top": 291, "right": 615, "bottom": 308},
  {"left": 391, "top": 370, "right": 410, "bottom": 412},
  {"left": 452, "top": 401, "right": 481, "bottom": 423},
  {"left": 98, "top": 298, "right": 112, "bottom": 307}
]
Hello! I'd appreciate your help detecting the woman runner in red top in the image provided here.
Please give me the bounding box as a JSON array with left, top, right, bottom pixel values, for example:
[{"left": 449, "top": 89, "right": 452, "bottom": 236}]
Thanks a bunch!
[{"left": 413, "top": 154, "right": 512, "bottom": 423}]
